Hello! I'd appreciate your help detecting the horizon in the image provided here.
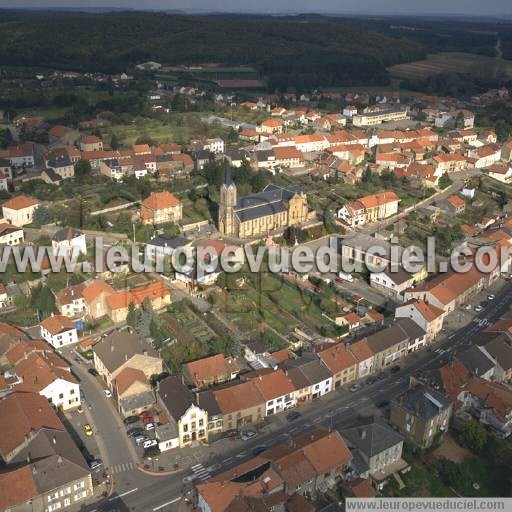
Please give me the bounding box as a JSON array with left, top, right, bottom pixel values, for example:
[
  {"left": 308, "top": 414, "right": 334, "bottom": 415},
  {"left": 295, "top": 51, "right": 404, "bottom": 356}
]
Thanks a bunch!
[{"left": 0, "top": 1, "right": 511, "bottom": 18}]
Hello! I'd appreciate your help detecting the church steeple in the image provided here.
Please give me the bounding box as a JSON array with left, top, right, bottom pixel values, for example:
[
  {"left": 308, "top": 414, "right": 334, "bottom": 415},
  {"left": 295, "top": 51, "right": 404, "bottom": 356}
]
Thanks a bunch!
[{"left": 219, "top": 166, "right": 237, "bottom": 235}]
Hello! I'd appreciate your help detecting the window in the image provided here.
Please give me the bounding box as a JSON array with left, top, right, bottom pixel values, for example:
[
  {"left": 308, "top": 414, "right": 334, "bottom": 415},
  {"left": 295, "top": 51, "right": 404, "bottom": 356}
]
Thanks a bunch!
[
  {"left": 59, "top": 393, "right": 64, "bottom": 399},
  {"left": 199, "top": 419, "right": 204, "bottom": 427}
]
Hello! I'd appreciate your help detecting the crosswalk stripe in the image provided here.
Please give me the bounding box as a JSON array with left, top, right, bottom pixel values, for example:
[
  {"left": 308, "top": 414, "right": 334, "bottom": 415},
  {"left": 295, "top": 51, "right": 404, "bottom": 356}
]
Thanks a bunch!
[{"left": 191, "top": 464, "right": 203, "bottom": 470}]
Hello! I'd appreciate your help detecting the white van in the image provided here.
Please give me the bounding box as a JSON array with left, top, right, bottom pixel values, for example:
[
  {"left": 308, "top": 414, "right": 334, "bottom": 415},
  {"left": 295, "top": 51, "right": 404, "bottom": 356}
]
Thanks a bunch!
[
  {"left": 338, "top": 272, "right": 354, "bottom": 283},
  {"left": 143, "top": 439, "right": 158, "bottom": 449}
]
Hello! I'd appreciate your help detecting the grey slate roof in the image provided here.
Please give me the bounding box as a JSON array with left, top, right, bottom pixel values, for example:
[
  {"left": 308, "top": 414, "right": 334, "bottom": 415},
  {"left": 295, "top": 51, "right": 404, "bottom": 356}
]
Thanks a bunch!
[
  {"left": 119, "top": 390, "right": 155, "bottom": 413},
  {"left": 457, "top": 345, "right": 496, "bottom": 377},
  {"left": 484, "top": 335, "right": 512, "bottom": 371},
  {"left": 157, "top": 376, "right": 195, "bottom": 422},
  {"left": 282, "top": 353, "right": 332, "bottom": 387},
  {"left": 93, "top": 330, "right": 158, "bottom": 374},
  {"left": 392, "top": 385, "right": 452, "bottom": 422},
  {"left": 365, "top": 318, "right": 425, "bottom": 354},
  {"left": 31, "top": 454, "right": 90, "bottom": 494},
  {"left": 147, "top": 234, "right": 190, "bottom": 249},
  {"left": 341, "top": 419, "right": 403, "bottom": 458},
  {"left": 197, "top": 389, "right": 222, "bottom": 418},
  {"left": 52, "top": 227, "right": 83, "bottom": 242}
]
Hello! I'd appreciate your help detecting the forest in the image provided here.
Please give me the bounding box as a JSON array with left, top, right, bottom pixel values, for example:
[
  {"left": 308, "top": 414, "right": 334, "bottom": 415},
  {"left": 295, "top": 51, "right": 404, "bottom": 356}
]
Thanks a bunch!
[{"left": 0, "top": 11, "right": 426, "bottom": 88}]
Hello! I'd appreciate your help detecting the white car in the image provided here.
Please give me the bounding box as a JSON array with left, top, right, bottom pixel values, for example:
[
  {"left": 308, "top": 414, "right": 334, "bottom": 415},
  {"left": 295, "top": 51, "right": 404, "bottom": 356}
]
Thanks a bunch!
[
  {"left": 487, "top": 294, "right": 495, "bottom": 300},
  {"left": 145, "top": 422, "right": 155, "bottom": 431},
  {"left": 241, "top": 431, "right": 257, "bottom": 441},
  {"left": 474, "top": 305, "right": 483, "bottom": 313},
  {"left": 104, "top": 389, "right": 112, "bottom": 398}
]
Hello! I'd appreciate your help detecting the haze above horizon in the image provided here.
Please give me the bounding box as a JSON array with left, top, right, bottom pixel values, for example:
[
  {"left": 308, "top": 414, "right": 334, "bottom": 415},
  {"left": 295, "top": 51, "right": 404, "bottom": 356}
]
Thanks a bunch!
[{"left": 0, "top": 0, "right": 511, "bottom": 17}]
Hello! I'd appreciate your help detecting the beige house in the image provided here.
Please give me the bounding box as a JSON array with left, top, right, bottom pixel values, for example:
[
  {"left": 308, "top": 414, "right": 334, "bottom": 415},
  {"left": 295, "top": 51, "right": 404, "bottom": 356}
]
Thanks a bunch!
[
  {"left": 2, "top": 195, "right": 40, "bottom": 227},
  {"left": 338, "top": 191, "right": 399, "bottom": 228},
  {"left": 82, "top": 279, "right": 116, "bottom": 320},
  {"left": 0, "top": 221, "right": 24, "bottom": 245},
  {"left": 93, "top": 330, "right": 162, "bottom": 391},
  {"left": 395, "top": 299, "right": 445, "bottom": 342},
  {"left": 318, "top": 342, "right": 357, "bottom": 388},
  {"left": 212, "top": 379, "right": 266, "bottom": 432},
  {"left": 158, "top": 376, "right": 209, "bottom": 447},
  {"left": 390, "top": 385, "right": 452, "bottom": 448},
  {"left": 114, "top": 367, "right": 155, "bottom": 418},
  {"left": 140, "top": 191, "right": 183, "bottom": 225},
  {"left": 79, "top": 135, "right": 103, "bottom": 152}
]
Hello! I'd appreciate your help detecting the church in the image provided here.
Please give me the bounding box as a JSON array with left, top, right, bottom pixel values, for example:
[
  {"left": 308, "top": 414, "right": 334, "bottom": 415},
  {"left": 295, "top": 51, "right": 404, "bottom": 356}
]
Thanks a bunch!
[{"left": 218, "top": 168, "right": 311, "bottom": 238}]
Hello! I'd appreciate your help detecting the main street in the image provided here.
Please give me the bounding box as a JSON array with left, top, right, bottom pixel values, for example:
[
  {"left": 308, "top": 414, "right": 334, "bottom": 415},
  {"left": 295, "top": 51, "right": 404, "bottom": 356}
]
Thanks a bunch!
[{"left": 78, "top": 280, "right": 512, "bottom": 512}]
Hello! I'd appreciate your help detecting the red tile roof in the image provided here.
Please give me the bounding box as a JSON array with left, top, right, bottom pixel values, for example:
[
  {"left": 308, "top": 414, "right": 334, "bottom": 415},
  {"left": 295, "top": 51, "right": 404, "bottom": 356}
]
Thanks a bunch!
[{"left": 2, "top": 195, "right": 39, "bottom": 210}]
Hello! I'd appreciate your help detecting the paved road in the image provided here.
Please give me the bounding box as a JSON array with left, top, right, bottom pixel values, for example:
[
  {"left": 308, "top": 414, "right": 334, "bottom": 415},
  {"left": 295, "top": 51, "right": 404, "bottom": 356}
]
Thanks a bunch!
[
  {"left": 78, "top": 281, "right": 512, "bottom": 512},
  {"left": 66, "top": 354, "right": 150, "bottom": 497}
]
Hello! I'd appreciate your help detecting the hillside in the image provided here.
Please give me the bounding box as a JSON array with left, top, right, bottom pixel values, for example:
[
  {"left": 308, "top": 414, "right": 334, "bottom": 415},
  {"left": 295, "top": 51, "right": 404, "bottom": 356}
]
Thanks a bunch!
[{"left": 0, "top": 11, "right": 426, "bottom": 89}]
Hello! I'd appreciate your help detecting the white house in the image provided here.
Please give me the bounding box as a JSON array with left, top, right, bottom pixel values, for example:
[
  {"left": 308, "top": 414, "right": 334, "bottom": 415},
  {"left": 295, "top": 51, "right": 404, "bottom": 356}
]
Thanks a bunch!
[
  {"left": 488, "top": 163, "right": 512, "bottom": 183},
  {"left": 0, "top": 222, "right": 24, "bottom": 246},
  {"left": 51, "top": 227, "right": 87, "bottom": 257},
  {"left": 40, "top": 314, "right": 78, "bottom": 348},
  {"left": 14, "top": 352, "right": 81, "bottom": 411},
  {"left": 205, "top": 138, "right": 225, "bottom": 154},
  {"left": 251, "top": 369, "right": 296, "bottom": 416},
  {"left": 145, "top": 235, "right": 192, "bottom": 262},
  {"left": 1, "top": 195, "right": 40, "bottom": 227},
  {"left": 395, "top": 299, "right": 445, "bottom": 342}
]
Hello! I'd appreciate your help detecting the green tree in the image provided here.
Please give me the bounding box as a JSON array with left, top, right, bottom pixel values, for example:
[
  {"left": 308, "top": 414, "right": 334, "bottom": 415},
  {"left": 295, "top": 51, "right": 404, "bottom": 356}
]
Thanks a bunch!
[
  {"left": 438, "top": 173, "right": 453, "bottom": 190},
  {"left": 460, "top": 419, "right": 487, "bottom": 453},
  {"left": 74, "top": 159, "right": 92, "bottom": 179},
  {"left": 126, "top": 302, "right": 138, "bottom": 327},
  {"left": 30, "top": 284, "right": 57, "bottom": 320},
  {"left": 110, "top": 133, "right": 120, "bottom": 150}
]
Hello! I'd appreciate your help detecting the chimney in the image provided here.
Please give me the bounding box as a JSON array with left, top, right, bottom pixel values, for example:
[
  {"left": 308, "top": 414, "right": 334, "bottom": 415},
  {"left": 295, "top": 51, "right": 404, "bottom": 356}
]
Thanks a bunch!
[
  {"left": 52, "top": 436, "right": 57, "bottom": 445},
  {"left": 143, "top": 349, "right": 148, "bottom": 356},
  {"left": 111, "top": 344, "right": 114, "bottom": 352},
  {"left": 32, "top": 465, "right": 37, "bottom": 475},
  {"left": 57, "top": 455, "right": 62, "bottom": 464},
  {"left": 125, "top": 353, "right": 128, "bottom": 361},
  {"left": 360, "top": 429, "right": 367, "bottom": 440}
]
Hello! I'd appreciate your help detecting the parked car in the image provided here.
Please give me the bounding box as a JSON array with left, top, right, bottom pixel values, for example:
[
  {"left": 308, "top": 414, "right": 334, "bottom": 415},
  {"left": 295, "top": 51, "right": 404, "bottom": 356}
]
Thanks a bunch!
[
  {"left": 286, "top": 411, "right": 302, "bottom": 422},
  {"left": 480, "top": 301, "right": 489, "bottom": 308},
  {"left": 390, "top": 365, "right": 401, "bottom": 374},
  {"left": 88, "top": 368, "right": 99, "bottom": 377},
  {"left": 83, "top": 424, "right": 93, "bottom": 437},
  {"left": 143, "top": 439, "right": 158, "bottom": 449},
  {"left": 77, "top": 405, "right": 83, "bottom": 414},
  {"left": 127, "top": 428, "right": 144, "bottom": 438},
  {"left": 376, "top": 400, "right": 389, "bottom": 409},
  {"left": 376, "top": 372, "right": 387, "bottom": 381},
  {"left": 252, "top": 445, "right": 267, "bottom": 456},
  {"left": 124, "top": 416, "right": 139, "bottom": 425},
  {"left": 366, "top": 376, "right": 377, "bottom": 386},
  {"left": 337, "top": 272, "right": 354, "bottom": 283},
  {"left": 135, "top": 435, "right": 148, "bottom": 446},
  {"left": 241, "top": 431, "right": 256, "bottom": 441},
  {"left": 145, "top": 423, "right": 155, "bottom": 431},
  {"left": 349, "top": 383, "right": 362, "bottom": 392},
  {"left": 474, "top": 305, "right": 483, "bottom": 312},
  {"left": 88, "top": 459, "right": 103, "bottom": 471},
  {"left": 488, "top": 294, "right": 495, "bottom": 301},
  {"left": 104, "top": 389, "right": 112, "bottom": 398}
]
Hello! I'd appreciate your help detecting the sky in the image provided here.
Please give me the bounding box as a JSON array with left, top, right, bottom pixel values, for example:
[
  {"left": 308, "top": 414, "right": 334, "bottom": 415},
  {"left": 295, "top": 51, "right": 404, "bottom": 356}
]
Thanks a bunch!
[{"left": 0, "top": 0, "right": 511, "bottom": 16}]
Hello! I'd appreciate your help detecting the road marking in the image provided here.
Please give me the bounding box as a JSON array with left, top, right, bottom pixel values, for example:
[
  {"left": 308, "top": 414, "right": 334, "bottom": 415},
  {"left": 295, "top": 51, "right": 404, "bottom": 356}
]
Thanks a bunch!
[
  {"left": 153, "top": 497, "right": 181, "bottom": 510},
  {"left": 108, "top": 488, "right": 138, "bottom": 501}
]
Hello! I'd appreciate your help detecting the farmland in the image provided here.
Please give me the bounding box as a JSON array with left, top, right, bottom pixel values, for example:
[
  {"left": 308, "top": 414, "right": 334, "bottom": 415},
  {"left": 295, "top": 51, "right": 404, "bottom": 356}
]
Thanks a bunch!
[{"left": 388, "top": 52, "right": 512, "bottom": 81}]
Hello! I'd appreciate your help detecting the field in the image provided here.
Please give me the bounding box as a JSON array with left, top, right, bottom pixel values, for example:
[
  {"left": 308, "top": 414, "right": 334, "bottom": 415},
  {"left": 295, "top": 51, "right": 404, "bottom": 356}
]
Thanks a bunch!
[{"left": 388, "top": 52, "right": 512, "bottom": 81}]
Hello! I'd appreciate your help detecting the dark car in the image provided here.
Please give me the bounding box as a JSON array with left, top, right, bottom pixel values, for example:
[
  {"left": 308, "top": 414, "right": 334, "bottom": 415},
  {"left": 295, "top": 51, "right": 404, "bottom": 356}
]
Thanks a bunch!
[
  {"left": 376, "top": 400, "right": 389, "bottom": 408},
  {"left": 286, "top": 411, "right": 301, "bottom": 422},
  {"left": 376, "top": 372, "right": 387, "bottom": 381},
  {"left": 124, "top": 415, "right": 140, "bottom": 425},
  {"left": 390, "top": 365, "right": 401, "bottom": 374},
  {"left": 349, "top": 383, "right": 362, "bottom": 392},
  {"left": 252, "top": 446, "right": 267, "bottom": 456},
  {"left": 88, "top": 459, "right": 103, "bottom": 471},
  {"left": 480, "top": 301, "right": 489, "bottom": 308},
  {"left": 127, "top": 428, "right": 144, "bottom": 438},
  {"left": 366, "top": 376, "right": 377, "bottom": 386},
  {"left": 88, "top": 368, "right": 99, "bottom": 377}
]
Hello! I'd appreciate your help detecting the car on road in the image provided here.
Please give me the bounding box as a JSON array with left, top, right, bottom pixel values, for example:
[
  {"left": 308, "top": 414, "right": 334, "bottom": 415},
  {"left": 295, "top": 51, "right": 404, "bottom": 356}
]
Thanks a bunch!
[
  {"left": 88, "top": 368, "right": 99, "bottom": 377},
  {"left": 241, "top": 431, "right": 257, "bottom": 441},
  {"left": 474, "top": 305, "right": 483, "bottom": 312},
  {"left": 83, "top": 424, "right": 93, "bottom": 437},
  {"left": 376, "top": 372, "right": 387, "bottom": 381},
  {"left": 127, "top": 428, "right": 144, "bottom": 438},
  {"left": 74, "top": 357, "right": 81, "bottom": 364},
  {"left": 366, "top": 376, "right": 377, "bottom": 386},
  {"left": 252, "top": 446, "right": 267, "bottom": 456},
  {"left": 349, "top": 383, "right": 362, "bottom": 392},
  {"left": 135, "top": 435, "right": 148, "bottom": 446},
  {"left": 77, "top": 405, "right": 83, "bottom": 414},
  {"left": 376, "top": 399, "right": 389, "bottom": 408},
  {"left": 488, "top": 294, "right": 495, "bottom": 300},
  {"left": 143, "top": 439, "right": 158, "bottom": 449},
  {"left": 480, "top": 301, "right": 489, "bottom": 308},
  {"left": 145, "top": 422, "right": 155, "bottom": 431},
  {"left": 286, "top": 411, "right": 302, "bottom": 422},
  {"left": 104, "top": 389, "right": 112, "bottom": 398},
  {"left": 389, "top": 365, "right": 401, "bottom": 374},
  {"left": 124, "top": 416, "right": 139, "bottom": 425},
  {"left": 89, "top": 459, "right": 103, "bottom": 471}
]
